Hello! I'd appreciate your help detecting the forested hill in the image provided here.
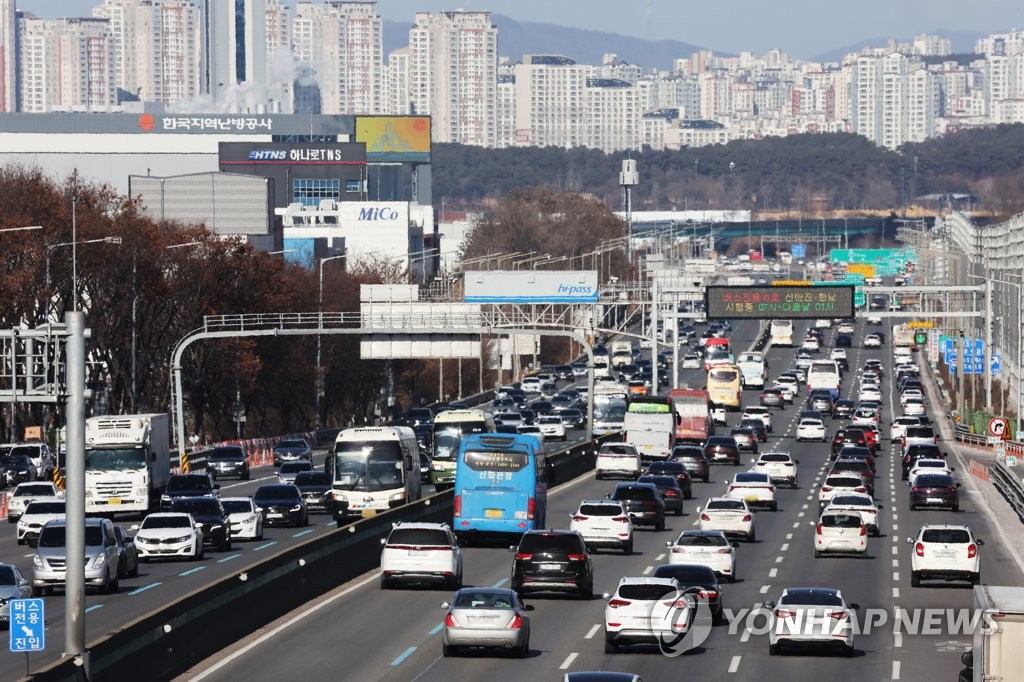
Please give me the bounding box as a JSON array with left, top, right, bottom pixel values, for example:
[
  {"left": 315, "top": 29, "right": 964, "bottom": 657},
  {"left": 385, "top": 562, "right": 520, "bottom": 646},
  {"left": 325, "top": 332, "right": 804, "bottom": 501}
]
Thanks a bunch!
[{"left": 431, "top": 125, "right": 1024, "bottom": 217}]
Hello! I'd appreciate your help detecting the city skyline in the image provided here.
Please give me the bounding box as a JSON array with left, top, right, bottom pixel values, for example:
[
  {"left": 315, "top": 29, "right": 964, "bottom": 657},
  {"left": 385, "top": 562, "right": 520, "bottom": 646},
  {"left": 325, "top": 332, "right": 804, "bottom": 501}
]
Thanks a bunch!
[{"left": 16, "top": 0, "right": 1021, "bottom": 59}]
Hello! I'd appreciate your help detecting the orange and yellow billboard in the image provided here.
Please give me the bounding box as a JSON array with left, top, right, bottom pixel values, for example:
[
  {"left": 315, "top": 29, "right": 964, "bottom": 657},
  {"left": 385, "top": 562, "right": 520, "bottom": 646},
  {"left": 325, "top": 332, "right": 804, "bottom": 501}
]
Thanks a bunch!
[{"left": 355, "top": 116, "right": 431, "bottom": 163}]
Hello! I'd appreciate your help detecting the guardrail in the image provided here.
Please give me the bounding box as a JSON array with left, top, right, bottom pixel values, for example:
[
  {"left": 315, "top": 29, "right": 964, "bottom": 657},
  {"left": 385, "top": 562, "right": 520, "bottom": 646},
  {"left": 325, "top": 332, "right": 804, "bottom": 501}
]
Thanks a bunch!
[
  {"left": 990, "top": 458, "right": 1024, "bottom": 524},
  {"left": 27, "top": 434, "right": 611, "bottom": 682}
]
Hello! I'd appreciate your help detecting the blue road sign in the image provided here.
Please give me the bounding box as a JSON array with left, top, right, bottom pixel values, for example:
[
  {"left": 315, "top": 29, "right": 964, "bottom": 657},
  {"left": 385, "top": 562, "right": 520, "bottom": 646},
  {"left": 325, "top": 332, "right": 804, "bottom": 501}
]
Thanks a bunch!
[
  {"left": 792, "top": 244, "right": 807, "bottom": 259},
  {"left": 974, "top": 339, "right": 984, "bottom": 354},
  {"left": 992, "top": 354, "right": 1002, "bottom": 375},
  {"left": 9, "top": 598, "right": 44, "bottom": 652},
  {"left": 963, "top": 358, "right": 976, "bottom": 374},
  {"left": 945, "top": 350, "right": 957, "bottom": 365}
]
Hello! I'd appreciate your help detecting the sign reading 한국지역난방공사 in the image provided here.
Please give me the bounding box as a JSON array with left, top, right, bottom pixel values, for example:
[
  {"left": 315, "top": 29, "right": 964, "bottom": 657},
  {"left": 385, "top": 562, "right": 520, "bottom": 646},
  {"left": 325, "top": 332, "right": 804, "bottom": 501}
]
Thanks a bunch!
[{"left": 705, "top": 285, "right": 855, "bottom": 320}]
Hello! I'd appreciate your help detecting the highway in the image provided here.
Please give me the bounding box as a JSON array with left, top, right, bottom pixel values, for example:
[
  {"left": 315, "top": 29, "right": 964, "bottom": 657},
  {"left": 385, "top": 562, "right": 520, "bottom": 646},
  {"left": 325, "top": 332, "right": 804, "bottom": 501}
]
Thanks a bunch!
[{"left": 170, "top": 317, "right": 1023, "bottom": 682}]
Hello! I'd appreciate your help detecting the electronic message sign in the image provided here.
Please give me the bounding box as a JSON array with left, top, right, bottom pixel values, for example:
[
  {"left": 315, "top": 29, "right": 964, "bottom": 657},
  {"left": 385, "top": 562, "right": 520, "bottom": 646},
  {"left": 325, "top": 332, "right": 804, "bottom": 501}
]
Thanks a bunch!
[{"left": 705, "top": 285, "right": 855, "bottom": 320}]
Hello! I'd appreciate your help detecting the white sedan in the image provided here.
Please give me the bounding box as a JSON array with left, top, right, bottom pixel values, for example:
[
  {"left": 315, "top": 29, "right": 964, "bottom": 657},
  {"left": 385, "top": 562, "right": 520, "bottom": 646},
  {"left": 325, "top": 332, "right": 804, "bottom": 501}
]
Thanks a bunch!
[
  {"left": 133, "top": 513, "right": 204, "bottom": 561},
  {"left": 837, "top": 322, "right": 856, "bottom": 335},
  {"left": 907, "top": 458, "right": 954, "bottom": 479},
  {"left": 901, "top": 398, "right": 927, "bottom": 416},
  {"left": 766, "top": 587, "right": 858, "bottom": 656},
  {"left": 726, "top": 471, "right": 778, "bottom": 511},
  {"left": 796, "top": 418, "right": 827, "bottom": 442},
  {"left": 751, "top": 451, "right": 799, "bottom": 488},
  {"left": 536, "top": 415, "right": 567, "bottom": 440},
  {"left": 801, "top": 337, "right": 821, "bottom": 352},
  {"left": 681, "top": 353, "right": 702, "bottom": 369},
  {"left": 698, "top": 497, "right": 756, "bottom": 542},
  {"left": 666, "top": 530, "right": 738, "bottom": 582},
  {"left": 741, "top": 407, "right": 773, "bottom": 433},
  {"left": 829, "top": 348, "right": 847, "bottom": 361},
  {"left": 815, "top": 319, "right": 833, "bottom": 329},
  {"left": 891, "top": 416, "right": 922, "bottom": 442},
  {"left": 858, "top": 385, "right": 882, "bottom": 402},
  {"left": 221, "top": 496, "right": 264, "bottom": 541},
  {"left": 864, "top": 333, "right": 883, "bottom": 347}
]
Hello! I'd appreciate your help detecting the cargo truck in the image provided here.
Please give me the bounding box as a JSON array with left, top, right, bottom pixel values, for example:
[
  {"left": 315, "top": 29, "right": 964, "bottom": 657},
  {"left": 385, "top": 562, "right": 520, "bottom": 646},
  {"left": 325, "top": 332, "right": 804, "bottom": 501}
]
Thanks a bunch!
[
  {"left": 84, "top": 414, "right": 170, "bottom": 515},
  {"left": 958, "top": 585, "right": 1024, "bottom": 682}
]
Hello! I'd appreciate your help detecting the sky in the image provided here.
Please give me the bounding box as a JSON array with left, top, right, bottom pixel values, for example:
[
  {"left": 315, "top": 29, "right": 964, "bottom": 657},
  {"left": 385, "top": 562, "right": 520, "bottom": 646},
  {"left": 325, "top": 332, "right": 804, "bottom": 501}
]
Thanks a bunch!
[{"left": 17, "top": 0, "right": 1024, "bottom": 58}]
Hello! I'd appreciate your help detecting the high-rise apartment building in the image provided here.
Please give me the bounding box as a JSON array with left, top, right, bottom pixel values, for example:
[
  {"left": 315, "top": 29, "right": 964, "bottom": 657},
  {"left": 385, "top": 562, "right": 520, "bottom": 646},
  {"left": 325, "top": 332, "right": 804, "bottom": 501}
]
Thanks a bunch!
[
  {"left": 409, "top": 11, "right": 497, "bottom": 146},
  {"left": 0, "top": 0, "right": 15, "bottom": 111},
  {"left": 293, "top": 1, "right": 382, "bottom": 115},
  {"left": 512, "top": 55, "right": 590, "bottom": 148},
  {"left": 19, "top": 15, "right": 115, "bottom": 112},
  {"left": 383, "top": 46, "right": 410, "bottom": 115}
]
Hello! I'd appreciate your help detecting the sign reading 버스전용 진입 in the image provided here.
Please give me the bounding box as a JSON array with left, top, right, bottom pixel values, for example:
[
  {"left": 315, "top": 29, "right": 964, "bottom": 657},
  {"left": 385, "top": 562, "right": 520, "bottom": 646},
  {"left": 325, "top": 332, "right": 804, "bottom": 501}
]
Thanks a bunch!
[{"left": 705, "top": 285, "right": 855, "bottom": 320}]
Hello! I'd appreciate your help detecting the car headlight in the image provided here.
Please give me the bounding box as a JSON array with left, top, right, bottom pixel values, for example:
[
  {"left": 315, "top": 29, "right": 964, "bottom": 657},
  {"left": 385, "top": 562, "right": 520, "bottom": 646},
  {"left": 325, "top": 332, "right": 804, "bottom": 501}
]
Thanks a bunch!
[
  {"left": 32, "top": 555, "right": 42, "bottom": 568},
  {"left": 92, "top": 553, "right": 106, "bottom": 568},
  {"left": 243, "top": 515, "right": 256, "bottom": 524},
  {"left": 388, "top": 492, "right": 405, "bottom": 503},
  {"left": 290, "top": 504, "right": 302, "bottom": 512},
  {"left": 135, "top": 487, "right": 148, "bottom": 498},
  {"left": 161, "top": 494, "right": 171, "bottom": 502}
]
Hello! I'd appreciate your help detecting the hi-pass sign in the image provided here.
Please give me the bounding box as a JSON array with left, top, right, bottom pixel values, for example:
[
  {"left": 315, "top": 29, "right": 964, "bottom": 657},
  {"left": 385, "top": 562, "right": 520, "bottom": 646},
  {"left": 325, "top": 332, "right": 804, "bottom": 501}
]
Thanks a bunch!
[{"left": 706, "top": 285, "right": 855, "bottom": 320}]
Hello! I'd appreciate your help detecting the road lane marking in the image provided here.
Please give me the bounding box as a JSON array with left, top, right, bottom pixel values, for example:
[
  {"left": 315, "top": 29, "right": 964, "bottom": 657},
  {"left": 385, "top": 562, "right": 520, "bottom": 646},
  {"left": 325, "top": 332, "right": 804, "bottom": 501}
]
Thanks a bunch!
[
  {"left": 760, "top": 585, "right": 770, "bottom": 594},
  {"left": 792, "top": 522, "right": 800, "bottom": 529},
  {"left": 179, "top": 566, "right": 207, "bottom": 576},
  {"left": 492, "top": 578, "right": 509, "bottom": 588},
  {"left": 642, "top": 565, "right": 653, "bottom": 575},
  {"left": 893, "top": 587, "right": 899, "bottom": 598},
  {"left": 891, "top": 546, "right": 898, "bottom": 555},
  {"left": 801, "top": 503, "right": 808, "bottom": 510},
  {"left": 740, "top": 628, "right": 751, "bottom": 643},
  {"left": 428, "top": 623, "right": 443, "bottom": 636},
  {"left": 892, "top": 559, "right": 899, "bottom": 568},
  {"left": 559, "top": 652, "right": 578, "bottom": 670},
  {"left": 253, "top": 541, "right": 277, "bottom": 551},
  {"left": 128, "top": 582, "right": 162, "bottom": 596},
  {"left": 775, "top": 556, "right": 783, "bottom": 563},
  {"left": 780, "top": 543, "right": 789, "bottom": 552},
  {"left": 797, "top": 511, "right": 804, "bottom": 518},
  {"left": 728, "top": 655, "right": 741, "bottom": 672},
  {"left": 656, "top": 553, "right": 665, "bottom": 561},
  {"left": 769, "top": 568, "right": 778, "bottom": 578},
  {"left": 785, "top": 533, "right": 792, "bottom": 540},
  {"left": 293, "top": 529, "right": 315, "bottom": 538},
  {"left": 585, "top": 624, "right": 601, "bottom": 639},
  {"left": 892, "top": 661, "right": 901, "bottom": 679},
  {"left": 893, "top": 571, "right": 900, "bottom": 581},
  {"left": 85, "top": 604, "right": 103, "bottom": 613},
  {"left": 391, "top": 646, "right": 417, "bottom": 666},
  {"left": 894, "top": 632, "right": 903, "bottom": 648},
  {"left": 217, "top": 553, "right": 242, "bottom": 563}
]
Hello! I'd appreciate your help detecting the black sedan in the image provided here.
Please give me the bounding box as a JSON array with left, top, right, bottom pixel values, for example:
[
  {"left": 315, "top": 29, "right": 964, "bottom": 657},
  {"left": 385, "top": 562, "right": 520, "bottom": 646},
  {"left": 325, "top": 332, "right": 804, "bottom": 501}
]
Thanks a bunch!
[
  {"left": 644, "top": 461, "right": 694, "bottom": 499},
  {"left": 909, "top": 473, "right": 960, "bottom": 511},
  {"left": 832, "top": 399, "right": 856, "bottom": 419},
  {"left": 206, "top": 445, "right": 250, "bottom": 481},
  {"left": 836, "top": 333, "right": 854, "bottom": 348},
  {"left": 294, "top": 471, "right": 332, "bottom": 513},
  {"left": 738, "top": 418, "right": 768, "bottom": 443},
  {"left": 704, "top": 437, "right": 741, "bottom": 466},
  {"left": 653, "top": 562, "right": 725, "bottom": 625},
  {"left": 253, "top": 484, "right": 309, "bottom": 527},
  {"left": 637, "top": 475, "right": 685, "bottom": 516},
  {"left": 170, "top": 497, "right": 232, "bottom": 551}
]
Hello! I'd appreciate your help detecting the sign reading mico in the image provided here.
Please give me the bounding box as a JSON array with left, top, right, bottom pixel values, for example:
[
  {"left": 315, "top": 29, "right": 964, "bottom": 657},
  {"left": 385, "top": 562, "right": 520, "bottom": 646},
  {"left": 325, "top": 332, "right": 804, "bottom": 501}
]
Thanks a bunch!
[{"left": 705, "top": 285, "right": 855, "bottom": 320}]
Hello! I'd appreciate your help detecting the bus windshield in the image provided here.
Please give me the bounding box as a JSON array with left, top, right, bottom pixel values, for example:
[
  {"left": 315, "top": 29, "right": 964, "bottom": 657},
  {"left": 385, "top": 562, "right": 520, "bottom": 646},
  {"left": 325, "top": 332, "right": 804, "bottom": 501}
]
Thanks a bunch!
[
  {"left": 333, "top": 442, "right": 405, "bottom": 492},
  {"left": 593, "top": 392, "right": 628, "bottom": 422},
  {"left": 432, "top": 422, "right": 487, "bottom": 462},
  {"left": 709, "top": 367, "right": 739, "bottom": 383}
]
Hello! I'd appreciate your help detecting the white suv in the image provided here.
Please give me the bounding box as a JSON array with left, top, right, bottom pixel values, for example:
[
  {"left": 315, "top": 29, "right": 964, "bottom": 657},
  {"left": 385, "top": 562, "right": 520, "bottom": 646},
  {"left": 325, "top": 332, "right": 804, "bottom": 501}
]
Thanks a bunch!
[
  {"left": 908, "top": 524, "right": 983, "bottom": 587},
  {"left": 814, "top": 511, "right": 867, "bottom": 558},
  {"left": 7, "top": 482, "right": 62, "bottom": 523},
  {"left": 603, "top": 577, "right": 691, "bottom": 654},
  {"left": 569, "top": 499, "right": 633, "bottom": 554},
  {"left": 751, "top": 452, "right": 799, "bottom": 488},
  {"left": 380, "top": 522, "right": 463, "bottom": 589},
  {"left": 595, "top": 443, "right": 641, "bottom": 481}
]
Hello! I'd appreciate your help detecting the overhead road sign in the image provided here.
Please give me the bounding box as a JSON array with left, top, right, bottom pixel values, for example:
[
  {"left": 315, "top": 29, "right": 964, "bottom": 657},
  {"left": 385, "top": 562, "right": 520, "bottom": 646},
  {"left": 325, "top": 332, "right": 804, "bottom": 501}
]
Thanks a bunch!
[
  {"left": 706, "top": 285, "right": 855, "bottom": 320},
  {"left": 464, "top": 270, "right": 598, "bottom": 304},
  {"left": 771, "top": 280, "right": 812, "bottom": 286},
  {"left": 907, "top": 321, "right": 934, "bottom": 329}
]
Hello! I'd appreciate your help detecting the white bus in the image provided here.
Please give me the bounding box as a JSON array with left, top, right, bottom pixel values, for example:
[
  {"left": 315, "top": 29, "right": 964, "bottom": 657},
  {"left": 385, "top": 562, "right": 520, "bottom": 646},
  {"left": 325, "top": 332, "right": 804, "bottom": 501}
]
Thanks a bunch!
[
  {"left": 807, "top": 360, "right": 842, "bottom": 398},
  {"left": 770, "top": 320, "right": 794, "bottom": 347},
  {"left": 329, "top": 427, "right": 422, "bottom": 524},
  {"left": 430, "top": 409, "right": 495, "bottom": 490},
  {"left": 592, "top": 384, "right": 629, "bottom": 436}
]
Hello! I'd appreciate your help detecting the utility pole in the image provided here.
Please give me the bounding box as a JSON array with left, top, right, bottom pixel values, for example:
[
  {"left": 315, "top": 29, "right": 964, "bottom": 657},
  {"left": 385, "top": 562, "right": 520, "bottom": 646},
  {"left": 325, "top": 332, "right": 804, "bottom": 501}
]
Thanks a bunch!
[{"left": 985, "top": 278, "right": 993, "bottom": 412}]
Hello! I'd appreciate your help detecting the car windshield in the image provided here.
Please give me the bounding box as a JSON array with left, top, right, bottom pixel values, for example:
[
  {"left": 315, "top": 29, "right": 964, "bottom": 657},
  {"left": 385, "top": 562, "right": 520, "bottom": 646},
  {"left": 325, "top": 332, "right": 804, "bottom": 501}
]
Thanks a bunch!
[
  {"left": 518, "top": 533, "right": 582, "bottom": 553},
  {"left": 676, "top": 534, "right": 727, "bottom": 547},
  {"left": 821, "top": 514, "right": 862, "bottom": 528},
  {"left": 388, "top": 528, "right": 450, "bottom": 546},
  {"left": 14, "top": 485, "right": 54, "bottom": 498},
  {"left": 254, "top": 486, "right": 300, "bottom": 503},
  {"left": 613, "top": 486, "right": 655, "bottom": 501},
  {"left": 617, "top": 583, "right": 679, "bottom": 601},
  {"left": 827, "top": 477, "right": 863, "bottom": 487},
  {"left": 38, "top": 525, "right": 103, "bottom": 547},
  {"left": 172, "top": 499, "right": 222, "bottom": 515},
  {"left": 221, "top": 500, "right": 253, "bottom": 514},
  {"left": 579, "top": 503, "right": 623, "bottom": 516},
  {"left": 210, "top": 448, "right": 245, "bottom": 461},
  {"left": 142, "top": 515, "right": 191, "bottom": 529},
  {"left": 0, "top": 566, "right": 17, "bottom": 585},
  {"left": 915, "top": 475, "right": 954, "bottom": 486},
  {"left": 167, "top": 476, "right": 211, "bottom": 492},
  {"left": 780, "top": 590, "right": 843, "bottom": 607},
  {"left": 10, "top": 446, "right": 41, "bottom": 458},
  {"left": 760, "top": 454, "right": 791, "bottom": 462},
  {"left": 294, "top": 472, "right": 330, "bottom": 486},
  {"left": 280, "top": 462, "right": 313, "bottom": 474},
  {"left": 85, "top": 447, "right": 147, "bottom": 470},
  {"left": 277, "top": 440, "right": 308, "bottom": 449},
  {"left": 707, "top": 499, "right": 745, "bottom": 511},
  {"left": 454, "top": 590, "right": 515, "bottom": 609},
  {"left": 24, "top": 501, "right": 64, "bottom": 514},
  {"left": 921, "top": 529, "right": 970, "bottom": 543},
  {"left": 735, "top": 473, "right": 768, "bottom": 483},
  {"left": 830, "top": 495, "right": 872, "bottom": 507}
]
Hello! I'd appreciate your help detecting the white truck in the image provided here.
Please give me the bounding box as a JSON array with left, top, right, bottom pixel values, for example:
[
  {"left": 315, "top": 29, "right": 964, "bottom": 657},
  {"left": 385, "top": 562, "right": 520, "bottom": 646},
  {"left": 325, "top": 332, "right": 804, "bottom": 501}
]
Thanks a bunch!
[
  {"left": 736, "top": 352, "right": 767, "bottom": 389},
  {"left": 84, "top": 414, "right": 171, "bottom": 515},
  {"left": 610, "top": 340, "right": 634, "bottom": 368},
  {"left": 960, "top": 585, "right": 1024, "bottom": 682}
]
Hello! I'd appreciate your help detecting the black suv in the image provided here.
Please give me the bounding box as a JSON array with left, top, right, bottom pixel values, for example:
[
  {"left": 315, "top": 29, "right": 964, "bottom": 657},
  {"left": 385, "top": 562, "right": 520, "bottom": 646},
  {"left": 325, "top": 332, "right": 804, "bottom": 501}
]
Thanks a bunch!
[
  {"left": 609, "top": 482, "right": 666, "bottom": 531},
  {"left": 161, "top": 474, "right": 218, "bottom": 511},
  {"left": 510, "top": 530, "right": 593, "bottom": 599},
  {"left": 170, "top": 497, "right": 231, "bottom": 550},
  {"left": 206, "top": 445, "right": 250, "bottom": 480}
]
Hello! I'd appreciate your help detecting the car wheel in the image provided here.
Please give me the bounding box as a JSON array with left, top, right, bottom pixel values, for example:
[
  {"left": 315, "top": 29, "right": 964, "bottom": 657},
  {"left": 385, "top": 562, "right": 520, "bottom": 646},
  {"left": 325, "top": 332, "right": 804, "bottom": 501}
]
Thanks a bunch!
[
  {"left": 748, "top": 532, "right": 756, "bottom": 543},
  {"left": 703, "top": 475, "right": 710, "bottom": 483},
  {"left": 243, "top": 470, "right": 250, "bottom": 481},
  {"left": 109, "top": 572, "right": 119, "bottom": 594},
  {"left": 220, "top": 537, "right": 231, "bottom": 552},
  {"left": 442, "top": 643, "right": 456, "bottom": 657},
  {"left": 675, "top": 507, "right": 683, "bottom": 517},
  {"left": 728, "top": 573, "right": 736, "bottom": 583},
  {"left": 911, "top": 571, "right": 921, "bottom": 588},
  {"left": 604, "top": 638, "right": 618, "bottom": 654},
  {"left": 655, "top": 518, "right": 665, "bottom": 532},
  {"left": 623, "top": 540, "right": 633, "bottom": 555},
  {"left": 130, "top": 559, "right": 139, "bottom": 578},
  {"left": 971, "top": 573, "right": 981, "bottom": 586},
  {"left": 909, "top": 503, "right": 916, "bottom": 511},
  {"left": 16, "top": 538, "right": 23, "bottom": 546},
  {"left": 845, "top": 645, "right": 856, "bottom": 658},
  {"left": 814, "top": 550, "right": 821, "bottom": 559},
  {"left": 380, "top": 576, "right": 391, "bottom": 590},
  {"left": 770, "top": 502, "right": 778, "bottom": 512},
  {"left": 516, "top": 640, "right": 529, "bottom": 659},
  {"left": 118, "top": 557, "right": 127, "bottom": 579},
  {"left": 953, "top": 504, "right": 960, "bottom": 512},
  {"left": 579, "top": 582, "right": 593, "bottom": 600}
]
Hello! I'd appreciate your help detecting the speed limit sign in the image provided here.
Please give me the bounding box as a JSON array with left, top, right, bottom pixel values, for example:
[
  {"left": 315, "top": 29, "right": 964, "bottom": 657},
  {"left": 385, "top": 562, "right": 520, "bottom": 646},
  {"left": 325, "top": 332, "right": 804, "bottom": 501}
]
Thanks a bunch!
[{"left": 989, "top": 417, "right": 1008, "bottom": 437}]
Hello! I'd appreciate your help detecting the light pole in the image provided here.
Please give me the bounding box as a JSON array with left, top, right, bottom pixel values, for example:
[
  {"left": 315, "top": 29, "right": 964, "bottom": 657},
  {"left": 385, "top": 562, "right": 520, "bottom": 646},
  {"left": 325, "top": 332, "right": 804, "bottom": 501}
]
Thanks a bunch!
[
  {"left": 0, "top": 225, "right": 42, "bottom": 234},
  {"left": 317, "top": 254, "right": 348, "bottom": 429},
  {"left": 45, "top": 236, "right": 122, "bottom": 322}
]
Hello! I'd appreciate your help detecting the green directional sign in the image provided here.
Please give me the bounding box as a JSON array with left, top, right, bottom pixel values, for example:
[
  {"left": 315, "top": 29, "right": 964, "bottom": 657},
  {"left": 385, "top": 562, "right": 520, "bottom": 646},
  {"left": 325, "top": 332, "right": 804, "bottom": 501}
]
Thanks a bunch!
[{"left": 914, "top": 332, "right": 928, "bottom": 345}]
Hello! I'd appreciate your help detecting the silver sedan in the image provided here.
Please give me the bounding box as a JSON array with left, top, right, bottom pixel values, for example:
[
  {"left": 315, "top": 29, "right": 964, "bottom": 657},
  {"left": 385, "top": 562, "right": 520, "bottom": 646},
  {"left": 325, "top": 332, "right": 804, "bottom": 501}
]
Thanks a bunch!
[
  {"left": 0, "top": 564, "right": 32, "bottom": 625},
  {"left": 441, "top": 588, "right": 532, "bottom": 658}
]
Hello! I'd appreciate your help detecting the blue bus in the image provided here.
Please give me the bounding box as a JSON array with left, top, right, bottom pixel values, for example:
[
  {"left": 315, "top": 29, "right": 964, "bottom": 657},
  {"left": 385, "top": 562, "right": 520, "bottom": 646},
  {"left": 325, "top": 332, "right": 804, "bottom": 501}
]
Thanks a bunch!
[{"left": 453, "top": 433, "right": 547, "bottom": 537}]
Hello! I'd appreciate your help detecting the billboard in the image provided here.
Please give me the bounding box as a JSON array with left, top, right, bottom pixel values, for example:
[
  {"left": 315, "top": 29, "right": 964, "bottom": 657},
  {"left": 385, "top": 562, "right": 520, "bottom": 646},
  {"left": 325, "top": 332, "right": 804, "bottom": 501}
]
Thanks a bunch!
[
  {"left": 464, "top": 271, "right": 598, "bottom": 304},
  {"left": 706, "top": 285, "right": 855, "bottom": 320},
  {"left": 355, "top": 116, "right": 431, "bottom": 163}
]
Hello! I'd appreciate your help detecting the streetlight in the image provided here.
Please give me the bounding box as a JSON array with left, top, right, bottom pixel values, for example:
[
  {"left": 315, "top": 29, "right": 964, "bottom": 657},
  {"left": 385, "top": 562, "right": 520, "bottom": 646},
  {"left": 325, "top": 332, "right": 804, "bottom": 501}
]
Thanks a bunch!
[
  {"left": 534, "top": 255, "right": 568, "bottom": 269},
  {"left": 316, "top": 254, "right": 348, "bottom": 429},
  {"left": 0, "top": 225, "right": 42, "bottom": 234},
  {"left": 44, "top": 236, "right": 122, "bottom": 321}
]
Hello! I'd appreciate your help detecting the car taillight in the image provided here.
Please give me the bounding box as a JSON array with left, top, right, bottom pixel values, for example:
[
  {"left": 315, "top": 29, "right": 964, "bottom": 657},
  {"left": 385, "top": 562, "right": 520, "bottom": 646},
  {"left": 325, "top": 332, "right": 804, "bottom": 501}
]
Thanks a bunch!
[
  {"left": 567, "top": 553, "right": 586, "bottom": 561},
  {"left": 700, "top": 513, "right": 711, "bottom": 521},
  {"left": 742, "top": 514, "right": 752, "bottom": 522},
  {"left": 776, "top": 609, "right": 796, "bottom": 618},
  {"left": 608, "top": 598, "right": 631, "bottom": 608},
  {"left": 453, "top": 494, "right": 461, "bottom": 518},
  {"left": 716, "top": 548, "right": 732, "bottom": 554},
  {"left": 697, "top": 589, "right": 717, "bottom": 599},
  {"left": 612, "top": 516, "right": 630, "bottom": 522},
  {"left": 948, "top": 486, "right": 957, "bottom": 492},
  {"left": 665, "top": 490, "right": 679, "bottom": 497},
  {"left": 571, "top": 515, "right": 588, "bottom": 522},
  {"left": 815, "top": 523, "right": 823, "bottom": 534},
  {"left": 911, "top": 487, "right": 919, "bottom": 493},
  {"left": 915, "top": 542, "right": 925, "bottom": 557},
  {"left": 855, "top": 487, "right": 866, "bottom": 493},
  {"left": 528, "top": 497, "right": 535, "bottom": 520},
  {"left": 822, "top": 486, "right": 831, "bottom": 492},
  {"left": 509, "top": 614, "right": 523, "bottom": 629},
  {"left": 728, "top": 486, "right": 737, "bottom": 492},
  {"left": 515, "top": 553, "right": 533, "bottom": 561},
  {"left": 968, "top": 543, "right": 978, "bottom": 559},
  {"left": 859, "top": 526, "right": 867, "bottom": 536},
  {"left": 445, "top": 612, "right": 457, "bottom": 627}
]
